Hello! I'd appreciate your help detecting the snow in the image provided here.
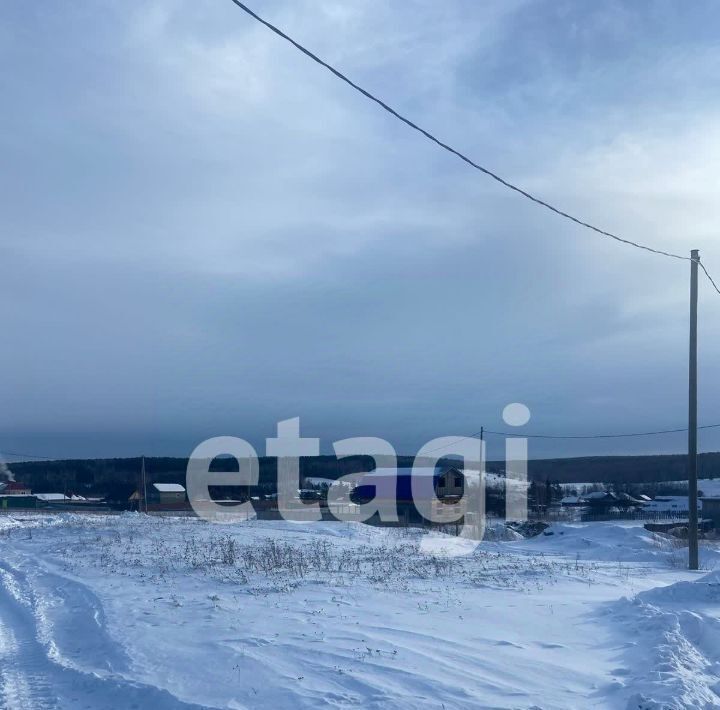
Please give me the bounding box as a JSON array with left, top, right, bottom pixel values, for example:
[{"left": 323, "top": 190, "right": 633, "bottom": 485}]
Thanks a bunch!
[
  {"left": 484, "top": 471, "right": 505, "bottom": 487},
  {"left": 1, "top": 514, "right": 719, "bottom": 709},
  {"left": 699, "top": 479, "right": 720, "bottom": 497},
  {"left": 153, "top": 483, "right": 185, "bottom": 493},
  {"left": 303, "top": 477, "right": 336, "bottom": 487},
  {"left": 643, "top": 496, "right": 701, "bottom": 513},
  {"left": 366, "top": 467, "right": 438, "bottom": 477},
  {"left": 610, "top": 569, "right": 720, "bottom": 708}
]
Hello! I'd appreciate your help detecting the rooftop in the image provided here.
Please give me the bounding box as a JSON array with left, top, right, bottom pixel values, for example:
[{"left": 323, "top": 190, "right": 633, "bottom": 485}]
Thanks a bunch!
[
  {"left": 3, "top": 481, "right": 29, "bottom": 490},
  {"left": 153, "top": 483, "right": 185, "bottom": 493}
]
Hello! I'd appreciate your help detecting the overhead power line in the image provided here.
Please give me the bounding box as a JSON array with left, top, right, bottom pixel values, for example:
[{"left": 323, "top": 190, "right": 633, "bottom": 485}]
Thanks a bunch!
[
  {"left": 485, "top": 423, "right": 720, "bottom": 440},
  {"left": 229, "top": 0, "right": 714, "bottom": 573},
  {"left": 700, "top": 261, "right": 720, "bottom": 296},
  {"left": 0, "top": 450, "right": 56, "bottom": 460},
  {"left": 423, "top": 423, "right": 720, "bottom": 454},
  {"left": 5, "top": 423, "right": 720, "bottom": 461},
  {"left": 228, "top": 0, "right": 689, "bottom": 262}
]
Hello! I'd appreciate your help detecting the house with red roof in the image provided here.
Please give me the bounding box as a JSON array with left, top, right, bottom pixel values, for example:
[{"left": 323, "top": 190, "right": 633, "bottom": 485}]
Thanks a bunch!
[{"left": 0, "top": 481, "right": 32, "bottom": 496}]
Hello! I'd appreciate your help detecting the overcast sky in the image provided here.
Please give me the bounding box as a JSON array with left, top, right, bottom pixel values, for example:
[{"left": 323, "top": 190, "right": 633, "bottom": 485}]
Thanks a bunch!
[{"left": 2, "top": 0, "right": 720, "bottom": 462}]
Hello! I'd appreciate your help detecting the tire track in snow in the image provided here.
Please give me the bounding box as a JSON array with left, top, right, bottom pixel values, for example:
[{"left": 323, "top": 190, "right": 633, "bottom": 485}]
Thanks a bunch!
[
  {"left": 0, "top": 565, "right": 63, "bottom": 709},
  {"left": 0, "top": 558, "right": 208, "bottom": 710}
]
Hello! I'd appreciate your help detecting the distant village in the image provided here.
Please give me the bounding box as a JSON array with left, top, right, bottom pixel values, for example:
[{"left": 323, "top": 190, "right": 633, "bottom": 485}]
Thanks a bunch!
[
  {"left": 0, "top": 478, "right": 186, "bottom": 511},
  {"left": 3, "top": 467, "right": 720, "bottom": 533}
]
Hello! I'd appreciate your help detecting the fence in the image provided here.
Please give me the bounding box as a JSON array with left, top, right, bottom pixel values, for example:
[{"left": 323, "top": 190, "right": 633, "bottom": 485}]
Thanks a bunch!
[{"left": 529, "top": 507, "right": 697, "bottom": 524}]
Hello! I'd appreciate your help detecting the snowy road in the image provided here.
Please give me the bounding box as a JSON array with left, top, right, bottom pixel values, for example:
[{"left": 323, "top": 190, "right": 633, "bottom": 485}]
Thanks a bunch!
[{"left": 0, "top": 552, "right": 205, "bottom": 709}]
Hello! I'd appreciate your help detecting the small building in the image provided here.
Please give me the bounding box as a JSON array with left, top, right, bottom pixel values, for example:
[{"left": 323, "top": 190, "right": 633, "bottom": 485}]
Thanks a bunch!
[
  {"left": 298, "top": 489, "right": 323, "bottom": 501},
  {"left": 437, "top": 468, "right": 465, "bottom": 498},
  {"left": 645, "top": 518, "right": 713, "bottom": 534},
  {"left": 34, "top": 493, "right": 69, "bottom": 503},
  {"left": 582, "top": 492, "right": 619, "bottom": 509},
  {"left": 643, "top": 496, "right": 700, "bottom": 515},
  {"left": 577, "top": 491, "right": 641, "bottom": 510},
  {"left": 148, "top": 483, "right": 186, "bottom": 506},
  {"left": 353, "top": 467, "right": 464, "bottom": 504},
  {"left": 104, "top": 483, "right": 138, "bottom": 511},
  {"left": 0, "top": 481, "right": 32, "bottom": 496},
  {"left": 351, "top": 467, "right": 466, "bottom": 525},
  {"left": 0, "top": 494, "right": 40, "bottom": 509},
  {"left": 701, "top": 497, "right": 720, "bottom": 528},
  {"left": 34, "top": 493, "right": 95, "bottom": 508},
  {"left": 615, "top": 492, "right": 644, "bottom": 505}
]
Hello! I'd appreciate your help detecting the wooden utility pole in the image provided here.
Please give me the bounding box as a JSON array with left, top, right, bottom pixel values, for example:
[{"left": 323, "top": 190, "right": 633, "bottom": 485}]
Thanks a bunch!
[
  {"left": 688, "top": 249, "right": 699, "bottom": 570},
  {"left": 141, "top": 455, "right": 148, "bottom": 514}
]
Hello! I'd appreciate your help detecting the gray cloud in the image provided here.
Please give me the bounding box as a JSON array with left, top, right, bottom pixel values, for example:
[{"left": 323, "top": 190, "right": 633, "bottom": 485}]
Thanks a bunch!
[{"left": 1, "top": 0, "right": 719, "bottom": 461}]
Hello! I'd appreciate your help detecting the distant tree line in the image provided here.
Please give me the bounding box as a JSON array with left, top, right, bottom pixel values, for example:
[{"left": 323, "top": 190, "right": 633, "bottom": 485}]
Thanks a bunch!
[{"left": 6, "top": 452, "right": 720, "bottom": 497}]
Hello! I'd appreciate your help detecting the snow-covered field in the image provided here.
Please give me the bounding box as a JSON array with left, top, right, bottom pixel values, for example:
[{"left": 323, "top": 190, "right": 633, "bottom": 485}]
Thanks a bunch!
[{"left": 1, "top": 514, "right": 720, "bottom": 709}]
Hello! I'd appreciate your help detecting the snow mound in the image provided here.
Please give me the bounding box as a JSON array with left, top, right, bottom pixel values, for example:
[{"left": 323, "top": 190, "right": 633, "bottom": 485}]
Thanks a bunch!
[
  {"left": 625, "top": 692, "right": 680, "bottom": 709},
  {"left": 521, "top": 522, "right": 672, "bottom": 562},
  {"left": 636, "top": 568, "right": 720, "bottom": 605},
  {"left": 482, "top": 523, "right": 524, "bottom": 541},
  {"left": 607, "top": 567, "right": 720, "bottom": 708}
]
